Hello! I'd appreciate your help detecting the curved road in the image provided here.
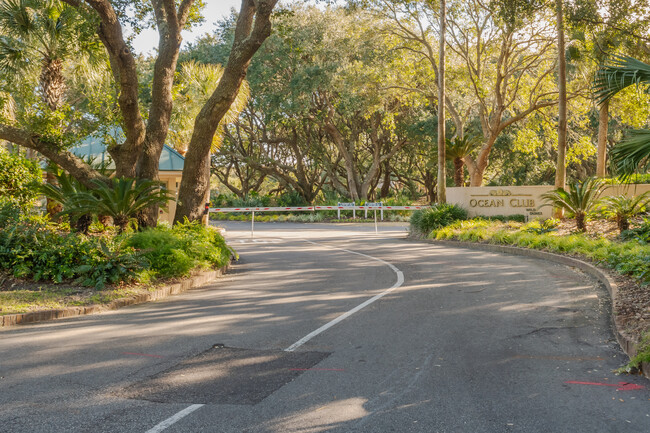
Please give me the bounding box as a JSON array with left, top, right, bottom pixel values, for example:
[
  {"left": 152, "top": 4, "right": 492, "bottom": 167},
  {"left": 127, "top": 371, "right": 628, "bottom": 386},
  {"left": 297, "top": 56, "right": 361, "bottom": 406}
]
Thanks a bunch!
[{"left": 0, "top": 222, "right": 648, "bottom": 432}]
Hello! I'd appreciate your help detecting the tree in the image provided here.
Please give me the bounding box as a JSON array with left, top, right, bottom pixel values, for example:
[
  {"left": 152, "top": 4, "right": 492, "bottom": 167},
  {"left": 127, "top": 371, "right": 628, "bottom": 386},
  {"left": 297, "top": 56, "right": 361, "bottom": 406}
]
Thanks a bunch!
[
  {"left": 175, "top": 0, "right": 277, "bottom": 223},
  {"left": 448, "top": 0, "right": 558, "bottom": 186},
  {"left": 192, "top": 6, "right": 419, "bottom": 202},
  {"left": 437, "top": 0, "right": 446, "bottom": 203},
  {"left": 555, "top": 0, "right": 567, "bottom": 192},
  {"left": 446, "top": 134, "right": 478, "bottom": 186},
  {"left": 567, "top": 0, "right": 650, "bottom": 177},
  {"left": 0, "top": 0, "right": 277, "bottom": 227}
]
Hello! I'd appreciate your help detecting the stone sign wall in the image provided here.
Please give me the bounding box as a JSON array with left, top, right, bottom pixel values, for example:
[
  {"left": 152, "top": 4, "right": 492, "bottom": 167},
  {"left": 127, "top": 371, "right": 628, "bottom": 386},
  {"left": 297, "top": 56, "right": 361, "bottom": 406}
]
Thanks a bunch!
[{"left": 447, "top": 184, "right": 650, "bottom": 220}]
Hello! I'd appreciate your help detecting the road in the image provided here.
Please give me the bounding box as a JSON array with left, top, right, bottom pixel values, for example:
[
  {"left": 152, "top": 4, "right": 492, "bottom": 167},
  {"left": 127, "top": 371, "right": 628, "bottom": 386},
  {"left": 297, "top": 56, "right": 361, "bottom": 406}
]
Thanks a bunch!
[{"left": 0, "top": 222, "right": 648, "bottom": 432}]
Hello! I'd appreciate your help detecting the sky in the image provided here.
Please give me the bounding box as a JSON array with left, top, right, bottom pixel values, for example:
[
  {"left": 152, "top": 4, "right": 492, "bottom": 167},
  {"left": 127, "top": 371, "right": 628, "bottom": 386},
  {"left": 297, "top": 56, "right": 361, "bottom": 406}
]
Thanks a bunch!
[{"left": 132, "top": 0, "right": 243, "bottom": 55}]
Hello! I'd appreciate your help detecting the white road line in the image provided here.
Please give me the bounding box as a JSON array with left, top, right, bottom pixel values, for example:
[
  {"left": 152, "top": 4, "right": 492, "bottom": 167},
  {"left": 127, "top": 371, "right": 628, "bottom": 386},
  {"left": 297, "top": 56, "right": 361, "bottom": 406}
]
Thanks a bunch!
[
  {"left": 284, "top": 240, "right": 405, "bottom": 352},
  {"left": 145, "top": 238, "right": 403, "bottom": 431},
  {"left": 144, "top": 404, "right": 204, "bottom": 433}
]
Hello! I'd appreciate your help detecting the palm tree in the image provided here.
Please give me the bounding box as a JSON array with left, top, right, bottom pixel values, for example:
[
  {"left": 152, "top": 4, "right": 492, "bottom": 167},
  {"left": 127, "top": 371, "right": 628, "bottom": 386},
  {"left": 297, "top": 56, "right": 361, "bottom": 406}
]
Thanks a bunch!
[
  {"left": 594, "top": 55, "right": 650, "bottom": 178},
  {"left": 541, "top": 177, "right": 606, "bottom": 232},
  {"left": 169, "top": 61, "right": 250, "bottom": 156},
  {"left": 71, "top": 178, "right": 173, "bottom": 233},
  {"left": 599, "top": 193, "right": 649, "bottom": 233},
  {"left": 446, "top": 134, "right": 479, "bottom": 187},
  {"left": 0, "top": 0, "right": 90, "bottom": 110}
]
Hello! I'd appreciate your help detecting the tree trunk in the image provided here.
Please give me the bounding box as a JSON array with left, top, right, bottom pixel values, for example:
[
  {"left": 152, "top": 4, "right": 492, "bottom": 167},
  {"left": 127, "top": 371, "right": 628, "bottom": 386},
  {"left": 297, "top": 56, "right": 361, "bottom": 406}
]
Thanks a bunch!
[
  {"left": 553, "top": 0, "right": 567, "bottom": 219},
  {"left": 576, "top": 212, "right": 586, "bottom": 232},
  {"left": 596, "top": 100, "right": 609, "bottom": 178},
  {"left": 380, "top": 162, "right": 391, "bottom": 198},
  {"left": 437, "top": 0, "right": 447, "bottom": 204},
  {"left": 453, "top": 157, "right": 463, "bottom": 187},
  {"left": 174, "top": 0, "right": 277, "bottom": 224},
  {"left": 555, "top": 0, "right": 567, "bottom": 191}
]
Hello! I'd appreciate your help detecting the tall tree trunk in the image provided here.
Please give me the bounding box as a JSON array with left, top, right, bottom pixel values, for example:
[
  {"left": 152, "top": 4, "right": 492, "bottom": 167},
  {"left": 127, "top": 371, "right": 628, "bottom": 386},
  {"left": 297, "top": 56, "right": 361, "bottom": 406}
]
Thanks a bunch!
[
  {"left": 453, "top": 157, "right": 463, "bottom": 186},
  {"left": 554, "top": 0, "right": 567, "bottom": 219},
  {"left": 437, "top": 0, "right": 447, "bottom": 203},
  {"left": 380, "top": 162, "right": 391, "bottom": 198},
  {"left": 555, "top": 0, "right": 567, "bottom": 190},
  {"left": 596, "top": 100, "right": 609, "bottom": 178},
  {"left": 174, "top": 0, "right": 277, "bottom": 224}
]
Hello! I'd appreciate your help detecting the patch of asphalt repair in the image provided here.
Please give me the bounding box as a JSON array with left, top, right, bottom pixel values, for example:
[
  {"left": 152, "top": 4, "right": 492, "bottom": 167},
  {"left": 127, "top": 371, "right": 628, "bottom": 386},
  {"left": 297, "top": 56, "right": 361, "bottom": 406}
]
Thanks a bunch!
[{"left": 121, "top": 346, "right": 330, "bottom": 405}]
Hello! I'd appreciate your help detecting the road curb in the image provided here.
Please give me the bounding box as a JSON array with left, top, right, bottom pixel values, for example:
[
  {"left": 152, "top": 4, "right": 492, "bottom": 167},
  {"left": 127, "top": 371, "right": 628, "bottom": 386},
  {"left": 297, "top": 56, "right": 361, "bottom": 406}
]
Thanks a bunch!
[
  {"left": 1, "top": 261, "right": 231, "bottom": 328},
  {"left": 421, "top": 238, "right": 649, "bottom": 379}
]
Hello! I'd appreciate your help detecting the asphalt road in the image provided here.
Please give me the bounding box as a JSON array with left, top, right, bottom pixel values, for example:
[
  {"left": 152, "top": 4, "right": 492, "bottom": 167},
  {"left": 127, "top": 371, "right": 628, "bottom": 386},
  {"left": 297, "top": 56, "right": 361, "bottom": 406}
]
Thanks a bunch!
[{"left": 1, "top": 222, "right": 649, "bottom": 433}]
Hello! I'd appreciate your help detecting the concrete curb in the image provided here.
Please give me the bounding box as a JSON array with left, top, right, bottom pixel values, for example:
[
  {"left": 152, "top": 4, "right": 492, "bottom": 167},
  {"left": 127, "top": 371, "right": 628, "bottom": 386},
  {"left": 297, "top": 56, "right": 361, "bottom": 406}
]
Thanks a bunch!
[
  {"left": 422, "top": 239, "right": 649, "bottom": 378},
  {"left": 1, "top": 261, "right": 231, "bottom": 328}
]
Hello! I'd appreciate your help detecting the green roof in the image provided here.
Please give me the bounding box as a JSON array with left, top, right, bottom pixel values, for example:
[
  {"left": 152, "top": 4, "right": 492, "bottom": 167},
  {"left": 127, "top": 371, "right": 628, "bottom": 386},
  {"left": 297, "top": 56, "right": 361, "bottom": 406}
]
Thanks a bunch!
[{"left": 71, "top": 132, "right": 185, "bottom": 172}]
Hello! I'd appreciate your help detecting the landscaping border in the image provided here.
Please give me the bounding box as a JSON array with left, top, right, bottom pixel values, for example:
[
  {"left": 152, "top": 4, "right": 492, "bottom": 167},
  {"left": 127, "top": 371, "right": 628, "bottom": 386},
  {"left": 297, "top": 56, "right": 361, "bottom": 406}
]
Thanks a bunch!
[
  {"left": 0, "top": 260, "right": 231, "bottom": 327},
  {"left": 422, "top": 238, "right": 650, "bottom": 379}
]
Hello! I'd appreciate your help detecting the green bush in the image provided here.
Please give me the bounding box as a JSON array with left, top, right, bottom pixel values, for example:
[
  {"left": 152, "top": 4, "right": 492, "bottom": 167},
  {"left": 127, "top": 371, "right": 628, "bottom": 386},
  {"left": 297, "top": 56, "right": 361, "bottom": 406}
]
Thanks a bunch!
[
  {"left": 0, "top": 218, "right": 141, "bottom": 288},
  {"left": 277, "top": 189, "right": 308, "bottom": 207},
  {"left": 621, "top": 218, "right": 650, "bottom": 243},
  {"left": 126, "top": 221, "right": 232, "bottom": 279},
  {"left": 0, "top": 214, "right": 232, "bottom": 288},
  {"left": 410, "top": 204, "right": 468, "bottom": 235},
  {"left": 0, "top": 149, "right": 42, "bottom": 209},
  {"left": 0, "top": 198, "right": 21, "bottom": 227}
]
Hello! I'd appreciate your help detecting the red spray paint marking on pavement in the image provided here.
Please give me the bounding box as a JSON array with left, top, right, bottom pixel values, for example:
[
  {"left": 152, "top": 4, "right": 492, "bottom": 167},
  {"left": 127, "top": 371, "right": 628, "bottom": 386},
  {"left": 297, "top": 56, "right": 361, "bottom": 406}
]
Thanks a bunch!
[
  {"left": 122, "top": 352, "right": 164, "bottom": 359},
  {"left": 565, "top": 381, "right": 645, "bottom": 391},
  {"left": 289, "top": 368, "right": 345, "bottom": 372}
]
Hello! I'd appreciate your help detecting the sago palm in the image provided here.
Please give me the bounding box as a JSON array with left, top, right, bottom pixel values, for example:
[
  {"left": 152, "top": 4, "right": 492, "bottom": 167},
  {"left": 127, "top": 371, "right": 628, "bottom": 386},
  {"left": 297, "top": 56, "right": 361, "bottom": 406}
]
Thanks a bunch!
[
  {"left": 594, "top": 55, "right": 650, "bottom": 179},
  {"left": 541, "top": 177, "right": 606, "bottom": 232},
  {"left": 72, "top": 178, "right": 173, "bottom": 233},
  {"left": 599, "top": 192, "right": 650, "bottom": 233},
  {"left": 38, "top": 167, "right": 93, "bottom": 233}
]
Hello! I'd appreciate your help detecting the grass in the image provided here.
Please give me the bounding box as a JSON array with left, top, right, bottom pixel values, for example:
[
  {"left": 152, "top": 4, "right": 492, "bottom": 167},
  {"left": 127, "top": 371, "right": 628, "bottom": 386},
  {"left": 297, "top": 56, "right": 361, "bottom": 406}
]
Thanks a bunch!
[{"left": 0, "top": 283, "right": 149, "bottom": 315}]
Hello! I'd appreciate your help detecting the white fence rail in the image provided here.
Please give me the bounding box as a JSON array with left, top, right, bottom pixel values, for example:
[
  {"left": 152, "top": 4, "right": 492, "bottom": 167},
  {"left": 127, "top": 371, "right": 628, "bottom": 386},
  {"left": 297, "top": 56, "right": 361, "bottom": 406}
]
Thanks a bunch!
[
  {"left": 209, "top": 205, "right": 428, "bottom": 237},
  {"left": 209, "top": 205, "right": 428, "bottom": 212}
]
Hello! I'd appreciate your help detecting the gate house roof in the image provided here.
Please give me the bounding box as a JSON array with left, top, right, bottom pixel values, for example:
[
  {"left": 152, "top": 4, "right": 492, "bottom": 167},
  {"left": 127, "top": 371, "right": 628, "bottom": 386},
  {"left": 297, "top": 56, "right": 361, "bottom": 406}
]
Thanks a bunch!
[{"left": 71, "top": 134, "right": 184, "bottom": 172}]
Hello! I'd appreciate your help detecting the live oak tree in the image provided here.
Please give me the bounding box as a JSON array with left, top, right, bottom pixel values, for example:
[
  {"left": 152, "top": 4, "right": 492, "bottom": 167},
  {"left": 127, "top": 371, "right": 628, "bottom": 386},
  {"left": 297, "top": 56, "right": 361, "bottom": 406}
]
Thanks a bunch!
[
  {"left": 174, "top": 0, "right": 277, "bottom": 223},
  {"left": 0, "top": 0, "right": 277, "bottom": 227},
  {"left": 193, "top": 6, "right": 422, "bottom": 202}
]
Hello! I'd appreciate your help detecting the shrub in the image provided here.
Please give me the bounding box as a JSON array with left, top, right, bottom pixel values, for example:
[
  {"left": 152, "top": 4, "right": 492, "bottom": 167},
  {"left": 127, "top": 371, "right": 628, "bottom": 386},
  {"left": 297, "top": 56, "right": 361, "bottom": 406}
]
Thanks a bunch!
[
  {"left": 69, "top": 177, "right": 173, "bottom": 232},
  {"left": 621, "top": 218, "right": 650, "bottom": 243},
  {"left": 410, "top": 204, "right": 468, "bottom": 235},
  {"left": 0, "top": 149, "right": 42, "bottom": 209},
  {"left": 277, "top": 189, "right": 308, "bottom": 207},
  {"left": 0, "top": 219, "right": 141, "bottom": 288},
  {"left": 126, "top": 221, "right": 232, "bottom": 279}
]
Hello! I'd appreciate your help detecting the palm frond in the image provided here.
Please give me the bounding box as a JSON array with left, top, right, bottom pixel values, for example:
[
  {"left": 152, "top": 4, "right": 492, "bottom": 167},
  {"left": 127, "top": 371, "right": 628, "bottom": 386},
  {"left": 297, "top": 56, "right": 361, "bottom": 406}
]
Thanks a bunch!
[
  {"left": 610, "top": 129, "right": 650, "bottom": 180},
  {"left": 594, "top": 55, "right": 650, "bottom": 104}
]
